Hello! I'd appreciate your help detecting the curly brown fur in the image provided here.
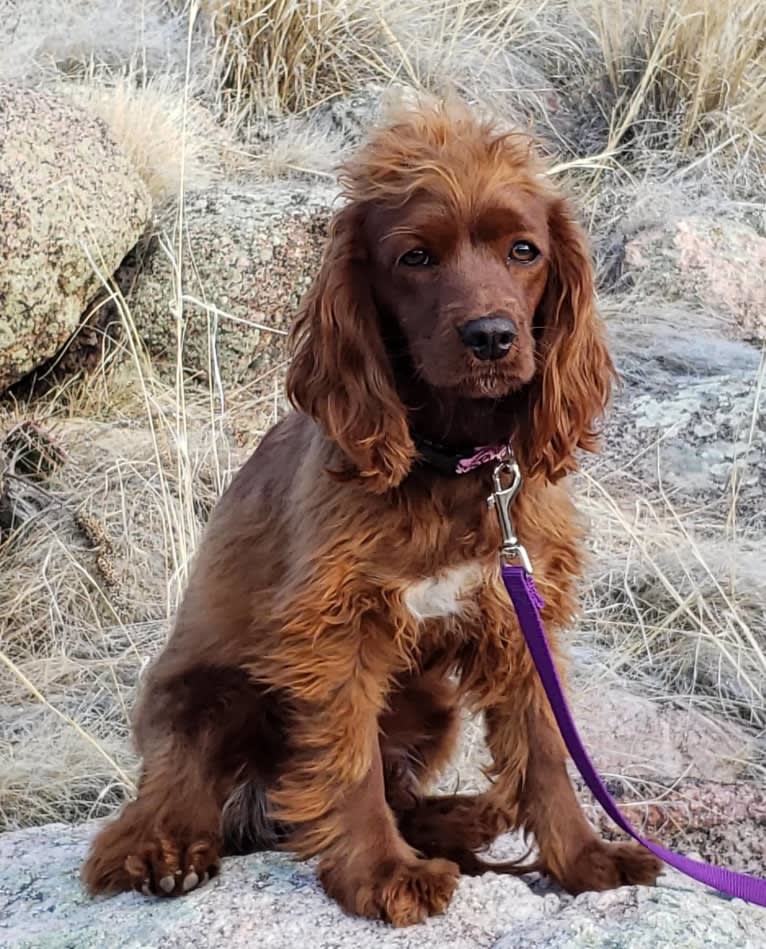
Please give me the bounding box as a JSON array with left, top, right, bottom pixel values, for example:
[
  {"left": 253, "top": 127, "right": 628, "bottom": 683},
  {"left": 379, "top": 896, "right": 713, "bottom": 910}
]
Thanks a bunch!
[{"left": 82, "top": 97, "right": 660, "bottom": 923}]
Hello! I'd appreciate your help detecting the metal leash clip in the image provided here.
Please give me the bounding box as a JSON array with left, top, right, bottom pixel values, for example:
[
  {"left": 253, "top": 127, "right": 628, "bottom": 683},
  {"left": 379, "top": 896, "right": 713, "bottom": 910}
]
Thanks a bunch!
[{"left": 488, "top": 458, "right": 533, "bottom": 574}]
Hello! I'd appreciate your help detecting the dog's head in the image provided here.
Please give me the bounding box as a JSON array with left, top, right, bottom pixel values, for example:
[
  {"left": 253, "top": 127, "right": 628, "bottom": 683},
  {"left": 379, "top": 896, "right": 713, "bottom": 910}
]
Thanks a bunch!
[{"left": 287, "top": 99, "right": 614, "bottom": 492}]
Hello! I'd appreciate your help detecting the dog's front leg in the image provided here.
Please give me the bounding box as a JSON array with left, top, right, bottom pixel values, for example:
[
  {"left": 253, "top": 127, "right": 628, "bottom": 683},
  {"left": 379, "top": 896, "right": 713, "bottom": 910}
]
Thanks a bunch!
[
  {"left": 399, "top": 631, "right": 661, "bottom": 893},
  {"left": 273, "top": 698, "right": 458, "bottom": 925},
  {"left": 322, "top": 737, "right": 458, "bottom": 925},
  {"left": 262, "top": 603, "right": 459, "bottom": 926},
  {"left": 479, "top": 658, "right": 662, "bottom": 893}
]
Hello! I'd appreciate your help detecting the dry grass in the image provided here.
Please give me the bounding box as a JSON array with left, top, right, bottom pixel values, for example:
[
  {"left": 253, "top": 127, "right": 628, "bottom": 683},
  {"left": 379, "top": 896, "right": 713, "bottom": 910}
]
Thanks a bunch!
[
  {"left": 199, "top": 0, "right": 529, "bottom": 115},
  {"left": 0, "top": 342, "right": 282, "bottom": 827},
  {"left": 65, "top": 77, "right": 238, "bottom": 205},
  {"left": 203, "top": 0, "right": 383, "bottom": 115},
  {"left": 592, "top": 0, "right": 766, "bottom": 152},
  {"left": 0, "top": 0, "right": 190, "bottom": 82},
  {"left": 198, "top": 0, "right": 766, "bottom": 170},
  {"left": 1, "top": 0, "right": 765, "bottom": 830},
  {"left": 5, "top": 1, "right": 763, "bottom": 190},
  {"left": 581, "top": 479, "right": 766, "bottom": 729}
]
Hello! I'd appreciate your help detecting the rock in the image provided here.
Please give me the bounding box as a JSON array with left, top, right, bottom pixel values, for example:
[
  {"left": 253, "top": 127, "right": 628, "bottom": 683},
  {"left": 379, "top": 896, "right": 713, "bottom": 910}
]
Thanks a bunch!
[
  {"left": 128, "top": 184, "right": 335, "bottom": 385},
  {"left": 0, "top": 82, "right": 152, "bottom": 391},
  {"left": 582, "top": 308, "right": 766, "bottom": 731},
  {"left": 607, "top": 309, "right": 763, "bottom": 496},
  {"left": 312, "top": 82, "right": 390, "bottom": 146},
  {"left": 445, "top": 676, "right": 755, "bottom": 802},
  {"left": 2, "top": 822, "right": 765, "bottom": 949},
  {"left": 603, "top": 308, "right": 765, "bottom": 529},
  {"left": 623, "top": 216, "right": 766, "bottom": 341},
  {"left": 0, "top": 823, "right": 545, "bottom": 949},
  {"left": 494, "top": 886, "right": 764, "bottom": 949},
  {"left": 573, "top": 683, "right": 753, "bottom": 784},
  {"left": 616, "top": 374, "right": 764, "bottom": 516},
  {"left": 603, "top": 781, "right": 766, "bottom": 878}
]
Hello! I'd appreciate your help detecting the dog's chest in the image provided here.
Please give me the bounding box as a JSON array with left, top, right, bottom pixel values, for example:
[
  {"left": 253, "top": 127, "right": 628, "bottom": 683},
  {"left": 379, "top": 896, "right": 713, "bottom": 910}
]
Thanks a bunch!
[{"left": 403, "top": 561, "right": 486, "bottom": 622}]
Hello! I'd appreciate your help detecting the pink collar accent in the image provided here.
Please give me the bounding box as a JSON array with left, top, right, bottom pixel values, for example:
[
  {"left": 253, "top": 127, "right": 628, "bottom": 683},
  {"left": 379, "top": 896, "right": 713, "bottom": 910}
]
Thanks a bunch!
[
  {"left": 413, "top": 434, "right": 512, "bottom": 475},
  {"left": 454, "top": 443, "right": 512, "bottom": 474}
]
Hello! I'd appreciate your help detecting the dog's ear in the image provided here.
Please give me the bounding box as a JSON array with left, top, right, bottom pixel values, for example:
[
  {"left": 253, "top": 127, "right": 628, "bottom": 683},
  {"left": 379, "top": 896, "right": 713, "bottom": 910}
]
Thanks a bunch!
[
  {"left": 286, "top": 204, "right": 414, "bottom": 493},
  {"left": 517, "top": 198, "right": 615, "bottom": 482}
]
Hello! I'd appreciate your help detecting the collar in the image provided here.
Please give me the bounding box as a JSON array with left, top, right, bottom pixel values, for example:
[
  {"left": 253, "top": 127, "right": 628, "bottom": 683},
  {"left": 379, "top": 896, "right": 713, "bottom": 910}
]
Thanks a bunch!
[{"left": 412, "top": 435, "right": 513, "bottom": 476}]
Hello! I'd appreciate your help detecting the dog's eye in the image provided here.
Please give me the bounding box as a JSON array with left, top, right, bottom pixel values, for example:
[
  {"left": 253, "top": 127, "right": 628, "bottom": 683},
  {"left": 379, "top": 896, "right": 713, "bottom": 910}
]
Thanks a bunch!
[
  {"left": 399, "top": 248, "right": 432, "bottom": 267},
  {"left": 509, "top": 241, "right": 539, "bottom": 263}
]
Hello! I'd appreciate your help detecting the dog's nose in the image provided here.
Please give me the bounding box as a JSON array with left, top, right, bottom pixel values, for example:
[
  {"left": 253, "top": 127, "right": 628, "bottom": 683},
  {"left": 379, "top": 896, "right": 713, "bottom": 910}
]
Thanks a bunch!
[{"left": 459, "top": 316, "right": 517, "bottom": 361}]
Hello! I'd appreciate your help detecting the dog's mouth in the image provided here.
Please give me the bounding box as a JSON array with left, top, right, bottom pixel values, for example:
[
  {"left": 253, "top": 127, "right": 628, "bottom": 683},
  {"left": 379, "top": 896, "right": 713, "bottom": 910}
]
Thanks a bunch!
[
  {"left": 455, "top": 350, "right": 536, "bottom": 399},
  {"left": 456, "top": 371, "right": 527, "bottom": 399},
  {"left": 413, "top": 356, "right": 535, "bottom": 400}
]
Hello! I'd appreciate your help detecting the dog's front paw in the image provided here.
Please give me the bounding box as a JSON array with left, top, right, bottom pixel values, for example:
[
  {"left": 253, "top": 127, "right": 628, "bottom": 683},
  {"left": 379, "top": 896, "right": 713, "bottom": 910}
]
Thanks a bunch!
[
  {"left": 557, "top": 838, "right": 662, "bottom": 894},
  {"left": 321, "top": 855, "right": 459, "bottom": 926},
  {"left": 379, "top": 857, "right": 460, "bottom": 926},
  {"left": 124, "top": 836, "right": 221, "bottom": 897},
  {"left": 83, "top": 812, "right": 221, "bottom": 897}
]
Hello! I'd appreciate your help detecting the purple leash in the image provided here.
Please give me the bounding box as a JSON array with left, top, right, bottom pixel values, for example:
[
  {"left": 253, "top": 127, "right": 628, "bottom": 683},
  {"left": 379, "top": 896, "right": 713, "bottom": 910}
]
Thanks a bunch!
[{"left": 489, "top": 460, "right": 766, "bottom": 907}]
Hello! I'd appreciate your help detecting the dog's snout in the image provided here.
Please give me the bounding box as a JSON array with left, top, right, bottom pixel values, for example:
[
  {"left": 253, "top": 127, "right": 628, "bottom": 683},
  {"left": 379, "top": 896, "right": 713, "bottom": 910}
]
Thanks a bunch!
[{"left": 459, "top": 316, "right": 517, "bottom": 361}]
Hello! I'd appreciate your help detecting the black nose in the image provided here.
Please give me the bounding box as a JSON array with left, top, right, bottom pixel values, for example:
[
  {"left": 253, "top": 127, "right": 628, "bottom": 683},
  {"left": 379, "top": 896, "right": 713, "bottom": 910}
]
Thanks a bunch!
[{"left": 459, "top": 316, "right": 517, "bottom": 361}]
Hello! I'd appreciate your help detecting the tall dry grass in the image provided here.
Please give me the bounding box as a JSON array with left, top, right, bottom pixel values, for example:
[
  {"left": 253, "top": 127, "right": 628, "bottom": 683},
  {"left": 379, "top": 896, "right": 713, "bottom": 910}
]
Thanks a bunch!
[
  {"left": 204, "top": 0, "right": 381, "bottom": 114},
  {"left": 592, "top": 0, "right": 766, "bottom": 152},
  {"left": 0, "top": 307, "right": 281, "bottom": 828},
  {"left": 199, "top": 0, "right": 766, "bottom": 162},
  {"left": 202, "top": 0, "right": 566, "bottom": 125}
]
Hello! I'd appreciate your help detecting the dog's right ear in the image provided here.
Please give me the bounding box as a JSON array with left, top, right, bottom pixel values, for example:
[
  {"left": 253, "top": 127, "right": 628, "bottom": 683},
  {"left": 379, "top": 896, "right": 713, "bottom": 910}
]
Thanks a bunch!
[{"left": 286, "top": 204, "right": 414, "bottom": 493}]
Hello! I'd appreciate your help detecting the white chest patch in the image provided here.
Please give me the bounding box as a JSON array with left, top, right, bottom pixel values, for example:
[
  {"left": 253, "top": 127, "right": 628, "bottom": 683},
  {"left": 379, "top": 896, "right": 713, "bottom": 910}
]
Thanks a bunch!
[{"left": 403, "top": 561, "right": 485, "bottom": 622}]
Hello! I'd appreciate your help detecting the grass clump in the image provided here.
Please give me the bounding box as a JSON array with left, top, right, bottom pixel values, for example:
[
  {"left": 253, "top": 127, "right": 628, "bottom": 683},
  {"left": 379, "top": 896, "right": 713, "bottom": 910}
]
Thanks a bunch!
[
  {"left": 589, "top": 0, "right": 766, "bottom": 154},
  {"left": 204, "top": 0, "right": 382, "bottom": 115}
]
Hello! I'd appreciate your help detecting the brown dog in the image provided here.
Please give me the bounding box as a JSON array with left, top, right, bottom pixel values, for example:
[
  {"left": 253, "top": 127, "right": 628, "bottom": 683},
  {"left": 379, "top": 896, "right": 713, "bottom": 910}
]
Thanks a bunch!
[{"left": 82, "top": 98, "right": 661, "bottom": 926}]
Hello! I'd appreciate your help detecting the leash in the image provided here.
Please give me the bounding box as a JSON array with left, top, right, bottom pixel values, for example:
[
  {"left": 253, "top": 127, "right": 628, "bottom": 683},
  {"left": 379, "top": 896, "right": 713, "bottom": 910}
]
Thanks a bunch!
[{"left": 489, "top": 458, "right": 766, "bottom": 907}]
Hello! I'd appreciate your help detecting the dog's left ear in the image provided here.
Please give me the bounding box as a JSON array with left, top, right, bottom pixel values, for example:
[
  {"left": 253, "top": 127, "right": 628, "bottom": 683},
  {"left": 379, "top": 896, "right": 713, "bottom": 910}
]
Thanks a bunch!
[{"left": 519, "top": 197, "right": 616, "bottom": 482}]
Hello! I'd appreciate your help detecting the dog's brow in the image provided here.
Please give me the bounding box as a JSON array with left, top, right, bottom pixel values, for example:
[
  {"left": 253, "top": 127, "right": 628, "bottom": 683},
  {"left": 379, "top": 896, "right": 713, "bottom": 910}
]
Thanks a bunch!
[
  {"left": 381, "top": 225, "right": 420, "bottom": 243},
  {"left": 474, "top": 204, "right": 545, "bottom": 243},
  {"left": 380, "top": 209, "right": 456, "bottom": 247}
]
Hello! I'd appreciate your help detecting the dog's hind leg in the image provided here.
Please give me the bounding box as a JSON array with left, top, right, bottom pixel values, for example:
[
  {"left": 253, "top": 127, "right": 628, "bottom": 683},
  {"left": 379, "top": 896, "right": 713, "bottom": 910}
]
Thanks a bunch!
[
  {"left": 379, "top": 666, "right": 461, "bottom": 812},
  {"left": 82, "top": 664, "right": 288, "bottom": 897}
]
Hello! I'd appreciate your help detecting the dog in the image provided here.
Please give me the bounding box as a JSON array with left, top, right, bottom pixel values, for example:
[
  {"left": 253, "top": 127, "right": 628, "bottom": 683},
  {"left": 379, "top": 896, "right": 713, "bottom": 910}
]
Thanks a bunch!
[{"left": 83, "top": 97, "right": 661, "bottom": 926}]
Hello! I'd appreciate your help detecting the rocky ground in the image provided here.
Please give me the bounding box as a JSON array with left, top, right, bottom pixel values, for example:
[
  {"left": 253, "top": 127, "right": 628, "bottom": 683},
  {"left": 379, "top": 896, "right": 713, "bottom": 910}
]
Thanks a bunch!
[
  {"left": 1, "top": 1, "right": 765, "bottom": 945},
  {"left": 2, "top": 823, "right": 764, "bottom": 949}
]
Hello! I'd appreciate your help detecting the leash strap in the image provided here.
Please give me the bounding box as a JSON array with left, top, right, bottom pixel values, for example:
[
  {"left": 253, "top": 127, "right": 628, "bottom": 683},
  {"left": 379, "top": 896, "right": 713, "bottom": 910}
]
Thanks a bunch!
[{"left": 502, "top": 563, "right": 766, "bottom": 907}]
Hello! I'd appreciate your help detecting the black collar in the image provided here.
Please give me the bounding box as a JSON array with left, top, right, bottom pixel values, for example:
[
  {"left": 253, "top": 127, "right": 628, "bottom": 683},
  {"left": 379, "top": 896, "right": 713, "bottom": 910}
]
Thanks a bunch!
[{"left": 412, "top": 434, "right": 512, "bottom": 476}]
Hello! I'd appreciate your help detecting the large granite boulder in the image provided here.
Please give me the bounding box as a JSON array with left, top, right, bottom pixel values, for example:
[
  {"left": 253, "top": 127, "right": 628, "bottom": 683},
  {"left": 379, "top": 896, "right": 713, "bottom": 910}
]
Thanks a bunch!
[
  {"left": 622, "top": 216, "right": 766, "bottom": 342},
  {"left": 128, "top": 184, "right": 335, "bottom": 386},
  {"left": 0, "top": 83, "right": 152, "bottom": 391}
]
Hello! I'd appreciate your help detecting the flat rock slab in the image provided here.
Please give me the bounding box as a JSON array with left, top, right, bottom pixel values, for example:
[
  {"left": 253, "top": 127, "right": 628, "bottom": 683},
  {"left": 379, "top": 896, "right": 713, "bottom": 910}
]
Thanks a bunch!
[
  {"left": 1, "top": 823, "right": 764, "bottom": 948},
  {"left": 494, "top": 886, "right": 765, "bottom": 949}
]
